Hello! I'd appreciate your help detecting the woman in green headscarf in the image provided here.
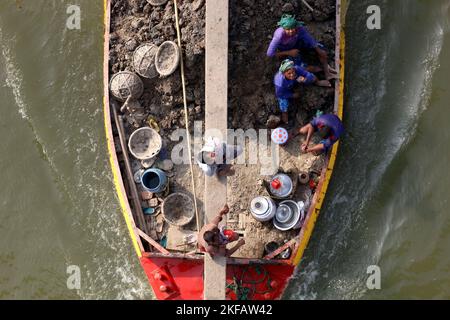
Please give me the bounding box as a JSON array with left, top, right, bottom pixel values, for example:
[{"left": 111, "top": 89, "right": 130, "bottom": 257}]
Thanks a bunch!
[
  {"left": 267, "top": 14, "right": 337, "bottom": 80},
  {"left": 274, "top": 59, "right": 331, "bottom": 124}
]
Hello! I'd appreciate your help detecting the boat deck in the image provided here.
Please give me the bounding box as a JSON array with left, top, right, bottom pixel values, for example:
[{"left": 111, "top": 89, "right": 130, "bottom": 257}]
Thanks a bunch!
[
  {"left": 110, "top": 0, "right": 336, "bottom": 260},
  {"left": 227, "top": 135, "right": 327, "bottom": 258}
]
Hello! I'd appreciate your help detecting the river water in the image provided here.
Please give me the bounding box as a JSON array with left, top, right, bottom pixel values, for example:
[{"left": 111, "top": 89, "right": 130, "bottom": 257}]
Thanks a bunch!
[{"left": 1, "top": 0, "right": 449, "bottom": 299}]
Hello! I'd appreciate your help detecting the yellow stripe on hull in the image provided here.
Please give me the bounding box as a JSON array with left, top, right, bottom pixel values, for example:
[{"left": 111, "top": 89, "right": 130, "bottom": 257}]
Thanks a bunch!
[
  {"left": 293, "top": 7, "right": 346, "bottom": 266},
  {"left": 103, "top": 0, "right": 142, "bottom": 258}
]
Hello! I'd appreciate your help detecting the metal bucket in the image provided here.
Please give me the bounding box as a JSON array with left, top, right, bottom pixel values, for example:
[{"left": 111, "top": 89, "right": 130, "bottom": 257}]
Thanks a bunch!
[
  {"left": 141, "top": 169, "right": 168, "bottom": 193},
  {"left": 250, "top": 196, "right": 276, "bottom": 222}
]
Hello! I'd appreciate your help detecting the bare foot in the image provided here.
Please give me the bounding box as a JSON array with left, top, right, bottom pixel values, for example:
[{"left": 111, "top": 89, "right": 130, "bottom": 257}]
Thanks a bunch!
[
  {"left": 325, "top": 72, "right": 339, "bottom": 81},
  {"left": 316, "top": 79, "right": 332, "bottom": 87},
  {"left": 328, "top": 65, "right": 338, "bottom": 74}
]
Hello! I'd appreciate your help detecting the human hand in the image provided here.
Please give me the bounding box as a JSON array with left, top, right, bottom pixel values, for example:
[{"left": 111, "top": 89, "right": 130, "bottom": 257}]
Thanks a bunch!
[
  {"left": 289, "top": 49, "right": 300, "bottom": 57},
  {"left": 297, "top": 76, "right": 306, "bottom": 83},
  {"left": 301, "top": 143, "right": 308, "bottom": 152},
  {"left": 220, "top": 204, "right": 229, "bottom": 216}
]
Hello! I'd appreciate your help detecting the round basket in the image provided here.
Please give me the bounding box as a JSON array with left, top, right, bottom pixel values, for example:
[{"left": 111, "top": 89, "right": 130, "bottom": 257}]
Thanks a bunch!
[
  {"left": 147, "top": 0, "right": 168, "bottom": 6},
  {"left": 128, "top": 127, "right": 162, "bottom": 160},
  {"left": 133, "top": 43, "right": 159, "bottom": 79},
  {"left": 109, "top": 71, "right": 144, "bottom": 102},
  {"left": 162, "top": 193, "right": 195, "bottom": 227},
  {"left": 155, "top": 41, "right": 180, "bottom": 77}
]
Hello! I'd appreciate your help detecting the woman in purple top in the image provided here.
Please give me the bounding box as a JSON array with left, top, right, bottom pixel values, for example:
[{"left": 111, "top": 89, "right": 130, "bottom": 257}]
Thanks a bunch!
[
  {"left": 267, "top": 14, "right": 337, "bottom": 81},
  {"left": 275, "top": 60, "right": 332, "bottom": 124},
  {"left": 292, "top": 113, "right": 345, "bottom": 155}
]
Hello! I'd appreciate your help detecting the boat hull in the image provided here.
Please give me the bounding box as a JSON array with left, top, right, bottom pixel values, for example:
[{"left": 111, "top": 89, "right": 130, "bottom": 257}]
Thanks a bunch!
[{"left": 103, "top": 0, "right": 345, "bottom": 300}]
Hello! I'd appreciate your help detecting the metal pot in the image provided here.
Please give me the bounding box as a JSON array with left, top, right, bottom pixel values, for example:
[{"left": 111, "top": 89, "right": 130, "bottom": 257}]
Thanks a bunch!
[
  {"left": 250, "top": 196, "right": 277, "bottom": 222},
  {"left": 273, "top": 200, "right": 302, "bottom": 231},
  {"left": 269, "top": 173, "right": 293, "bottom": 198}
]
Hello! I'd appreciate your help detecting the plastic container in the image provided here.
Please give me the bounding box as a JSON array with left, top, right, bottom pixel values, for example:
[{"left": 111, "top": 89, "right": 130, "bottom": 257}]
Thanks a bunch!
[
  {"left": 141, "top": 168, "right": 168, "bottom": 193},
  {"left": 271, "top": 127, "right": 289, "bottom": 145}
]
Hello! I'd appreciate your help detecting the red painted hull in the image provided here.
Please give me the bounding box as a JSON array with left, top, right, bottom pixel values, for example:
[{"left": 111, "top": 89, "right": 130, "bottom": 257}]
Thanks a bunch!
[{"left": 141, "top": 257, "right": 295, "bottom": 300}]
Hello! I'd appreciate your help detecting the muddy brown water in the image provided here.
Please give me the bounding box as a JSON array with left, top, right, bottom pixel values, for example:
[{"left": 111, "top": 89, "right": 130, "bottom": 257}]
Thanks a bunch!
[{"left": 1, "top": 0, "right": 450, "bottom": 299}]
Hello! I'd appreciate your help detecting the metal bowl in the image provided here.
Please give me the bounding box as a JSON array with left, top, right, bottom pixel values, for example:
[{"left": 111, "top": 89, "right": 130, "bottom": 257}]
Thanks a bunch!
[{"left": 273, "top": 200, "right": 301, "bottom": 231}]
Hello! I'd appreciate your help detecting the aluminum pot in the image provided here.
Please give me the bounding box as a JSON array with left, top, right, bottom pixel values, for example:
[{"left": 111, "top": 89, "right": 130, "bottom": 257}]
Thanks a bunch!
[{"left": 250, "top": 196, "right": 277, "bottom": 222}]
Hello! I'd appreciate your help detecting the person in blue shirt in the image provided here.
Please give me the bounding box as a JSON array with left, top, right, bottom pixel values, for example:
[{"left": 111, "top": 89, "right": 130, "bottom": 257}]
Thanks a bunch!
[
  {"left": 293, "top": 113, "right": 345, "bottom": 155},
  {"left": 274, "top": 59, "right": 331, "bottom": 124},
  {"left": 267, "top": 14, "right": 337, "bottom": 81}
]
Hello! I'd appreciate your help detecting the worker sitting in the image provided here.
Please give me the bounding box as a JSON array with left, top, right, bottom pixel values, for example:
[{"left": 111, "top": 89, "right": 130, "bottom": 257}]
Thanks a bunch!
[
  {"left": 267, "top": 14, "right": 337, "bottom": 81},
  {"left": 197, "top": 205, "right": 245, "bottom": 257},
  {"left": 293, "top": 113, "right": 345, "bottom": 155},
  {"left": 275, "top": 59, "right": 330, "bottom": 124}
]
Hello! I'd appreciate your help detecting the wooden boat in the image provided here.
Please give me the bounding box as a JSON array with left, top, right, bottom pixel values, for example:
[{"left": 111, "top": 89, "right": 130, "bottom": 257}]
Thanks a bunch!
[{"left": 103, "top": 0, "right": 346, "bottom": 300}]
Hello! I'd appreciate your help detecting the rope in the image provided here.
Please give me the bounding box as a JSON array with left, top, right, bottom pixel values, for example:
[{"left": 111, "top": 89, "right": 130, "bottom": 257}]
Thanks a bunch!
[
  {"left": 226, "top": 265, "right": 275, "bottom": 300},
  {"left": 173, "top": 0, "right": 201, "bottom": 233}
]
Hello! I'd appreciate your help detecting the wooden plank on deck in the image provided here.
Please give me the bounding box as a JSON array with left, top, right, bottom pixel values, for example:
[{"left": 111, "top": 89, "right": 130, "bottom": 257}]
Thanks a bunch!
[{"left": 204, "top": 0, "right": 228, "bottom": 300}]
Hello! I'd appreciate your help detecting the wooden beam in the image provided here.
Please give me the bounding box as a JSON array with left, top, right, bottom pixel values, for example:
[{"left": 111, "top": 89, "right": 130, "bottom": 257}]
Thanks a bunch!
[
  {"left": 111, "top": 102, "right": 150, "bottom": 237},
  {"left": 137, "top": 228, "right": 170, "bottom": 255},
  {"left": 204, "top": 0, "right": 229, "bottom": 300}
]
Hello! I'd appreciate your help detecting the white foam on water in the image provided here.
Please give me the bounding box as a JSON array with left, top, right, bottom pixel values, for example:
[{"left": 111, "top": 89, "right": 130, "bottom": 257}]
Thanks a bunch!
[
  {"left": 0, "top": 30, "right": 29, "bottom": 121},
  {"left": 292, "top": 2, "right": 447, "bottom": 300},
  {"left": 370, "top": 22, "right": 444, "bottom": 259}
]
